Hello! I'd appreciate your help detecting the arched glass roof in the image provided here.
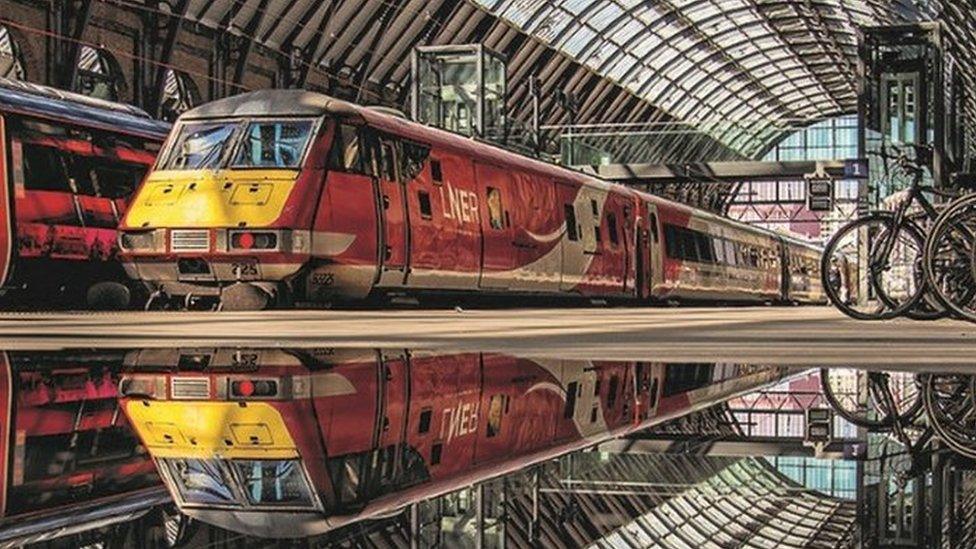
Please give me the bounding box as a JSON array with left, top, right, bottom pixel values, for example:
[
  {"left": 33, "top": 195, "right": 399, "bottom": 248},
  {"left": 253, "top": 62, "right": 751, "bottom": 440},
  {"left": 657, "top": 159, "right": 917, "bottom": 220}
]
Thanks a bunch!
[{"left": 141, "top": 0, "right": 975, "bottom": 160}]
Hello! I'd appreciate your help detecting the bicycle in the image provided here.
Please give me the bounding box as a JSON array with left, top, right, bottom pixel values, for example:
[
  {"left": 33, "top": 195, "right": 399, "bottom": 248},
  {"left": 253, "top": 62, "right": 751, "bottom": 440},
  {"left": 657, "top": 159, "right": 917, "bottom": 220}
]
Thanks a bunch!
[
  {"left": 921, "top": 186, "right": 976, "bottom": 322},
  {"left": 822, "top": 144, "right": 954, "bottom": 320}
]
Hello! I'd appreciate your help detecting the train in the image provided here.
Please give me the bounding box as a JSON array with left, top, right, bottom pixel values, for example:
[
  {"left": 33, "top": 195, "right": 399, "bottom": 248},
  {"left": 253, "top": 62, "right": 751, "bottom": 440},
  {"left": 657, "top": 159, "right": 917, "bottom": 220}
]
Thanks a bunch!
[
  {"left": 116, "top": 90, "right": 828, "bottom": 310},
  {"left": 118, "top": 347, "right": 794, "bottom": 537},
  {"left": 0, "top": 351, "right": 166, "bottom": 547},
  {"left": 0, "top": 77, "right": 169, "bottom": 309}
]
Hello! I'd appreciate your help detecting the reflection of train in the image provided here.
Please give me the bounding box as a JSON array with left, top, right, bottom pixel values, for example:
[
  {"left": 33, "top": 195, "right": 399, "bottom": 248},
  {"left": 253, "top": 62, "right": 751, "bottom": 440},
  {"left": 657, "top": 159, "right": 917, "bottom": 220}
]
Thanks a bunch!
[
  {"left": 0, "top": 351, "right": 165, "bottom": 547},
  {"left": 0, "top": 77, "right": 169, "bottom": 308},
  {"left": 119, "top": 348, "right": 792, "bottom": 537},
  {"left": 117, "top": 90, "right": 826, "bottom": 310}
]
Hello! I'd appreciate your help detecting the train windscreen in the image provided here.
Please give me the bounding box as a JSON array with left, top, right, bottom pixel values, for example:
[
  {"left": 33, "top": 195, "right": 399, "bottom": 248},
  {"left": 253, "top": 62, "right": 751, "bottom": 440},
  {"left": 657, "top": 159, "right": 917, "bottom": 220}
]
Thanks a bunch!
[
  {"left": 159, "top": 119, "right": 315, "bottom": 171},
  {"left": 160, "top": 457, "right": 317, "bottom": 509}
]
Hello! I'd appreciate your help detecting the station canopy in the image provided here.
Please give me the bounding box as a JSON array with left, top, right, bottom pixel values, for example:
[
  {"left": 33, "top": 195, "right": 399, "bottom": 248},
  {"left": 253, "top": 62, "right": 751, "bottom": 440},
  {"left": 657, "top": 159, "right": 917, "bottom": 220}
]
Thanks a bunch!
[{"left": 173, "top": 0, "right": 975, "bottom": 161}]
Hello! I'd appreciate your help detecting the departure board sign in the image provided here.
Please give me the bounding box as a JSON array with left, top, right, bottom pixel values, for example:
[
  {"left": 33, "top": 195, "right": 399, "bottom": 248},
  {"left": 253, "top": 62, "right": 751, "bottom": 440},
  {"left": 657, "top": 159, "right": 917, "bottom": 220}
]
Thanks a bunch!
[{"left": 807, "top": 179, "right": 834, "bottom": 212}]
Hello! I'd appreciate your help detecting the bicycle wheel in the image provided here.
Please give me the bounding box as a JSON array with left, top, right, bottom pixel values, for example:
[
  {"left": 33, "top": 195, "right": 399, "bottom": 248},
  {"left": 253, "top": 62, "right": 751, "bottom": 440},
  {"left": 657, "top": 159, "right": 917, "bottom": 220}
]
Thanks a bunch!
[
  {"left": 923, "top": 195, "right": 976, "bottom": 321},
  {"left": 923, "top": 374, "right": 976, "bottom": 459},
  {"left": 821, "top": 214, "right": 927, "bottom": 320},
  {"left": 820, "top": 368, "right": 923, "bottom": 430}
]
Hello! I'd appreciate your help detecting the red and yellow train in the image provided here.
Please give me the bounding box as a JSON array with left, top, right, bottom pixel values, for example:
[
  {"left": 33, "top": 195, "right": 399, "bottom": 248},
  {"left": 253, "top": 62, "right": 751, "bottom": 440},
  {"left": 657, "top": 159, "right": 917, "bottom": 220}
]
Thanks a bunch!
[
  {"left": 117, "top": 90, "right": 826, "bottom": 310},
  {"left": 0, "top": 351, "right": 165, "bottom": 546},
  {"left": 119, "top": 347, "right": 793, "bottom": 538},
  {"left": 0, "top": 77, "right": 168, "bottom": 309}
]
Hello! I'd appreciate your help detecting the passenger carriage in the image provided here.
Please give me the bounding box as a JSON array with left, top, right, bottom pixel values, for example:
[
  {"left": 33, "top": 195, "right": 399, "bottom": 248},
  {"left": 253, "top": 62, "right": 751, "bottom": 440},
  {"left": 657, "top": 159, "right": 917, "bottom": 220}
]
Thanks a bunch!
[{"left": 0, "top": 78, "right": 169, "bottom": 308}]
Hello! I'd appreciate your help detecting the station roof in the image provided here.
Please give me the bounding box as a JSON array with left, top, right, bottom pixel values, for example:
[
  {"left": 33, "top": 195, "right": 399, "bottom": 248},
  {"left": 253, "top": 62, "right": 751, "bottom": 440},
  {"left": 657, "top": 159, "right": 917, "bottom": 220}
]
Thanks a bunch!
[{"left": 169, "top": 0, "right": 975, "bottom": 161}]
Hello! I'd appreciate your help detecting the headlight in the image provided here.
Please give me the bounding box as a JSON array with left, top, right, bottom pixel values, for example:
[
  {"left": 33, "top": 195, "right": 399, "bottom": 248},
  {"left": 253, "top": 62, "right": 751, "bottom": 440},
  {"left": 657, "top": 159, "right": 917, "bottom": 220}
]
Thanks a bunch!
[{"left": 119, "top": 231, "right": 158, "bottom": 252}]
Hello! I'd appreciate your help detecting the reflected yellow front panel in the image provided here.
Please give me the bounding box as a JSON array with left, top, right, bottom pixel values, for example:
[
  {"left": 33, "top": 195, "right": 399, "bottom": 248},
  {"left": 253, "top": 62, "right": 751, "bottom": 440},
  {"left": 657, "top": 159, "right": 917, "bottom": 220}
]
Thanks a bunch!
[{"left": 125, "top": 400, "right": 298, "bottom": 460}]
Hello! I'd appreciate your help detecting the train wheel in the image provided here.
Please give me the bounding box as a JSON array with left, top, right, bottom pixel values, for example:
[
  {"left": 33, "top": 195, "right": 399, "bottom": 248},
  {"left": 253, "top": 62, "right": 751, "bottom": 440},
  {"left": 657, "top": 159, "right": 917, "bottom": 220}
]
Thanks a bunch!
[{"left": 86, "top": 281, "right": 132, "bottom": 311}]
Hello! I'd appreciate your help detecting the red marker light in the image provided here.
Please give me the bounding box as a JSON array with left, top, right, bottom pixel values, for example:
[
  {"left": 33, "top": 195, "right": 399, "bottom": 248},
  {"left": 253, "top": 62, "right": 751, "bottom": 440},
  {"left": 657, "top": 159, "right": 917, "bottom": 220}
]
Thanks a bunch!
[
  {"left": 237, "top": 379, "right": 255, "bottom": 397},
  {"left": 238, "top": 232, "right": 255, "bottom": 249}
]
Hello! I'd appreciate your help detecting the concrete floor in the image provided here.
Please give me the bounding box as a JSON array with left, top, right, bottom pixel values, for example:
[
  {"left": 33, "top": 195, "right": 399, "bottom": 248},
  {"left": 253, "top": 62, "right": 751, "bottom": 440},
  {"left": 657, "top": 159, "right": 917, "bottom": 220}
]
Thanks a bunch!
[{"left": 0, "top": 306, "right": 973, "bottom": 369}]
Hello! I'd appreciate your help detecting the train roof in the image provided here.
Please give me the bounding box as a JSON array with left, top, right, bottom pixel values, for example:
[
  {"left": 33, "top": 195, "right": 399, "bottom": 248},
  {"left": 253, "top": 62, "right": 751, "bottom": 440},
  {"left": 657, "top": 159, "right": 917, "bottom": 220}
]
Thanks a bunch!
[
  {"left": 183, "top": 90, "right": 820, "bottom": 250},
  {"left": 0, "top": 77, "right": 170, "bottom": 140}
]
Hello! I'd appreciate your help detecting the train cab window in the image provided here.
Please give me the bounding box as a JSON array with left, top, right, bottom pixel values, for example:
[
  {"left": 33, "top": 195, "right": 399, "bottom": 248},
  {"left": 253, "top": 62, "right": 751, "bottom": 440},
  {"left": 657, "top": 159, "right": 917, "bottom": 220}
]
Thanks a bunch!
[
  {"left": 649, "top": 212, "right": 659, "bottom": 242},
  {"left": 232, "top": 460, "right": 314, "bottom": 507},
  {"left": 90, "top": 161, "right": 147, "bottom": 199},
  {"left": 565, "top": 205, "right": 579, "bottom": 241},
  {"left": 401, "top": 142, "right": 430, "bottom": 181},
  {"left": 607, "top": 213, "right": 619, "bottom": 246},
  {"left": 594, "top": 225, "right": 601, "bottom": 244},
  {"left": 486, "top": 394, "right": 506, "bottom": 438},
  {"left": 486, "top": 187, "right": 504, "bottom": 230},
  {"left": 431, "top": 159, "right": 443, "bottom": 183},
  {"left": 590, "top": 199, "right": 599, "bottom": 217},
  {"left": 161, "top": 121, "right": 238, "bottom": 170},
  {"left": 328, "top": 124, "right": 370, "bottom": 175},
  {"left": 232, "top": 120, "right": 314, "bottom": 169},
  {"left": 418, "top": 190, "right": 432, "bottom": 219}
]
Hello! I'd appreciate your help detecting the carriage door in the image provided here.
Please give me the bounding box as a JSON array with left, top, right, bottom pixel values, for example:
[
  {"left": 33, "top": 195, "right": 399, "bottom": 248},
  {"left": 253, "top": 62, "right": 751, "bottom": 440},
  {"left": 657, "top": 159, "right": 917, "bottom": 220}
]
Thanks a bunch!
[
  {"left": 643, "top": 205, "right": 661, "bottom": 297},
  {"left": 0, "top": 115, "right": 10, "bottom": 288},
  {"left": 375, "top": 136, "right": 410, "bottom": 287}
]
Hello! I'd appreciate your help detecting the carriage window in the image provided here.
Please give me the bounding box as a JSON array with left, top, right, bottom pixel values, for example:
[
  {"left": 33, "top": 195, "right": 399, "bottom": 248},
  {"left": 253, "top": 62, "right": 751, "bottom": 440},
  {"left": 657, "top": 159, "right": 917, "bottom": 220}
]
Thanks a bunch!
[
  {"left": 724, "top": 240, "right": 737, "bottom": 266},
  {"left": 162, "top": 121, "right": 238, "bottom": 170},
  {"left": 486, "top": 187, "right": 504, "bottom": 230},
  {"left": 20, "top": 143, "right": 73, "bottom": 192},
  {"left": 328, "top": 124, "right": 369, "bottom": 175},
  {"left": 401, "top": 142, "right": 429, "bottom": 181},
  {"left": 418, "top": 190, "right": 432, "bottom": 219},
  {"left": 431, "top": 159, "right": 443, "bottom": 182},
  {"left": 232, "top": 120, "right": 313, "bottom": 169},
  {"left": 564, "top": 382, "right": 579, "bottom": 419},
  {"left": 90, "top": 161, "right": 147, "bottom": 199},
  {"left": 607, "top": 213, "right": 619, "bottom": 246},
  {"left": 486, "top": 394, "right": 506, "bottom": 438},
  {"left": 607, "top": 376, "right": 619, "bottom": 408},
  {"left": 565, "top": 205, "right": 579, "bottom": 241},
  {"left": 431, "top": 443, "right": 443, "bottom": 465},
  {"left": 380, "top": 142, "right": 397, "bottom": 181},
  {"left": 418, "top": 409, "right": 432, "bottom": 434}
]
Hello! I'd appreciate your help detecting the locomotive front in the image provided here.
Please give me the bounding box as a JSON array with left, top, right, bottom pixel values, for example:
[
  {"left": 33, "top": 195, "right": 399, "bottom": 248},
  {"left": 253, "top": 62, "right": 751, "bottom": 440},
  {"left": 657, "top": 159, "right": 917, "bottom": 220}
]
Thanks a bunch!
[{"left": 117, "top": 91, "right": 331, "bottom": 310}]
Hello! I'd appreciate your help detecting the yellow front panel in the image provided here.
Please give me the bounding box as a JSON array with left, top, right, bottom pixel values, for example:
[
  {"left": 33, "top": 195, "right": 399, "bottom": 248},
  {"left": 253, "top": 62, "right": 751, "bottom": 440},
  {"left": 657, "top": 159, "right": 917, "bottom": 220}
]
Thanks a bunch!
[
  {"left": 125, "top": 169, "right": 299, "bottom": 229},
  {"left": 125, "top": 400, "right": 298, "bottom": 460}
]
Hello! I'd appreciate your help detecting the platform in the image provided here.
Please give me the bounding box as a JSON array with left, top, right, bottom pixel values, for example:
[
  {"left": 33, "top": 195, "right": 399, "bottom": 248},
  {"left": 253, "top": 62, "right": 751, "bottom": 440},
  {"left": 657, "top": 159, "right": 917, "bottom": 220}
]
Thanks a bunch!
[{"left": 0, "top": 306, "right": 973, "bottom": 368}]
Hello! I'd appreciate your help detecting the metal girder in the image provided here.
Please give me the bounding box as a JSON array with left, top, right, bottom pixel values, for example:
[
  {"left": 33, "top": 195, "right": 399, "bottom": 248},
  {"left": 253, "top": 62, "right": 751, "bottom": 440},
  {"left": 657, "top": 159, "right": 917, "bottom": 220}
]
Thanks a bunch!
[
  {"left": 148, "top": 0, "right": 190, "bottom": 115},
  {"left": 231, "top": 0, "right": 271, "bottom": 86},
  {"left": 585, "top": 159, "right": 860, "bottom": 183},
  {"left": 58, "top": 0, "right": 93, "bottom": 91}
]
